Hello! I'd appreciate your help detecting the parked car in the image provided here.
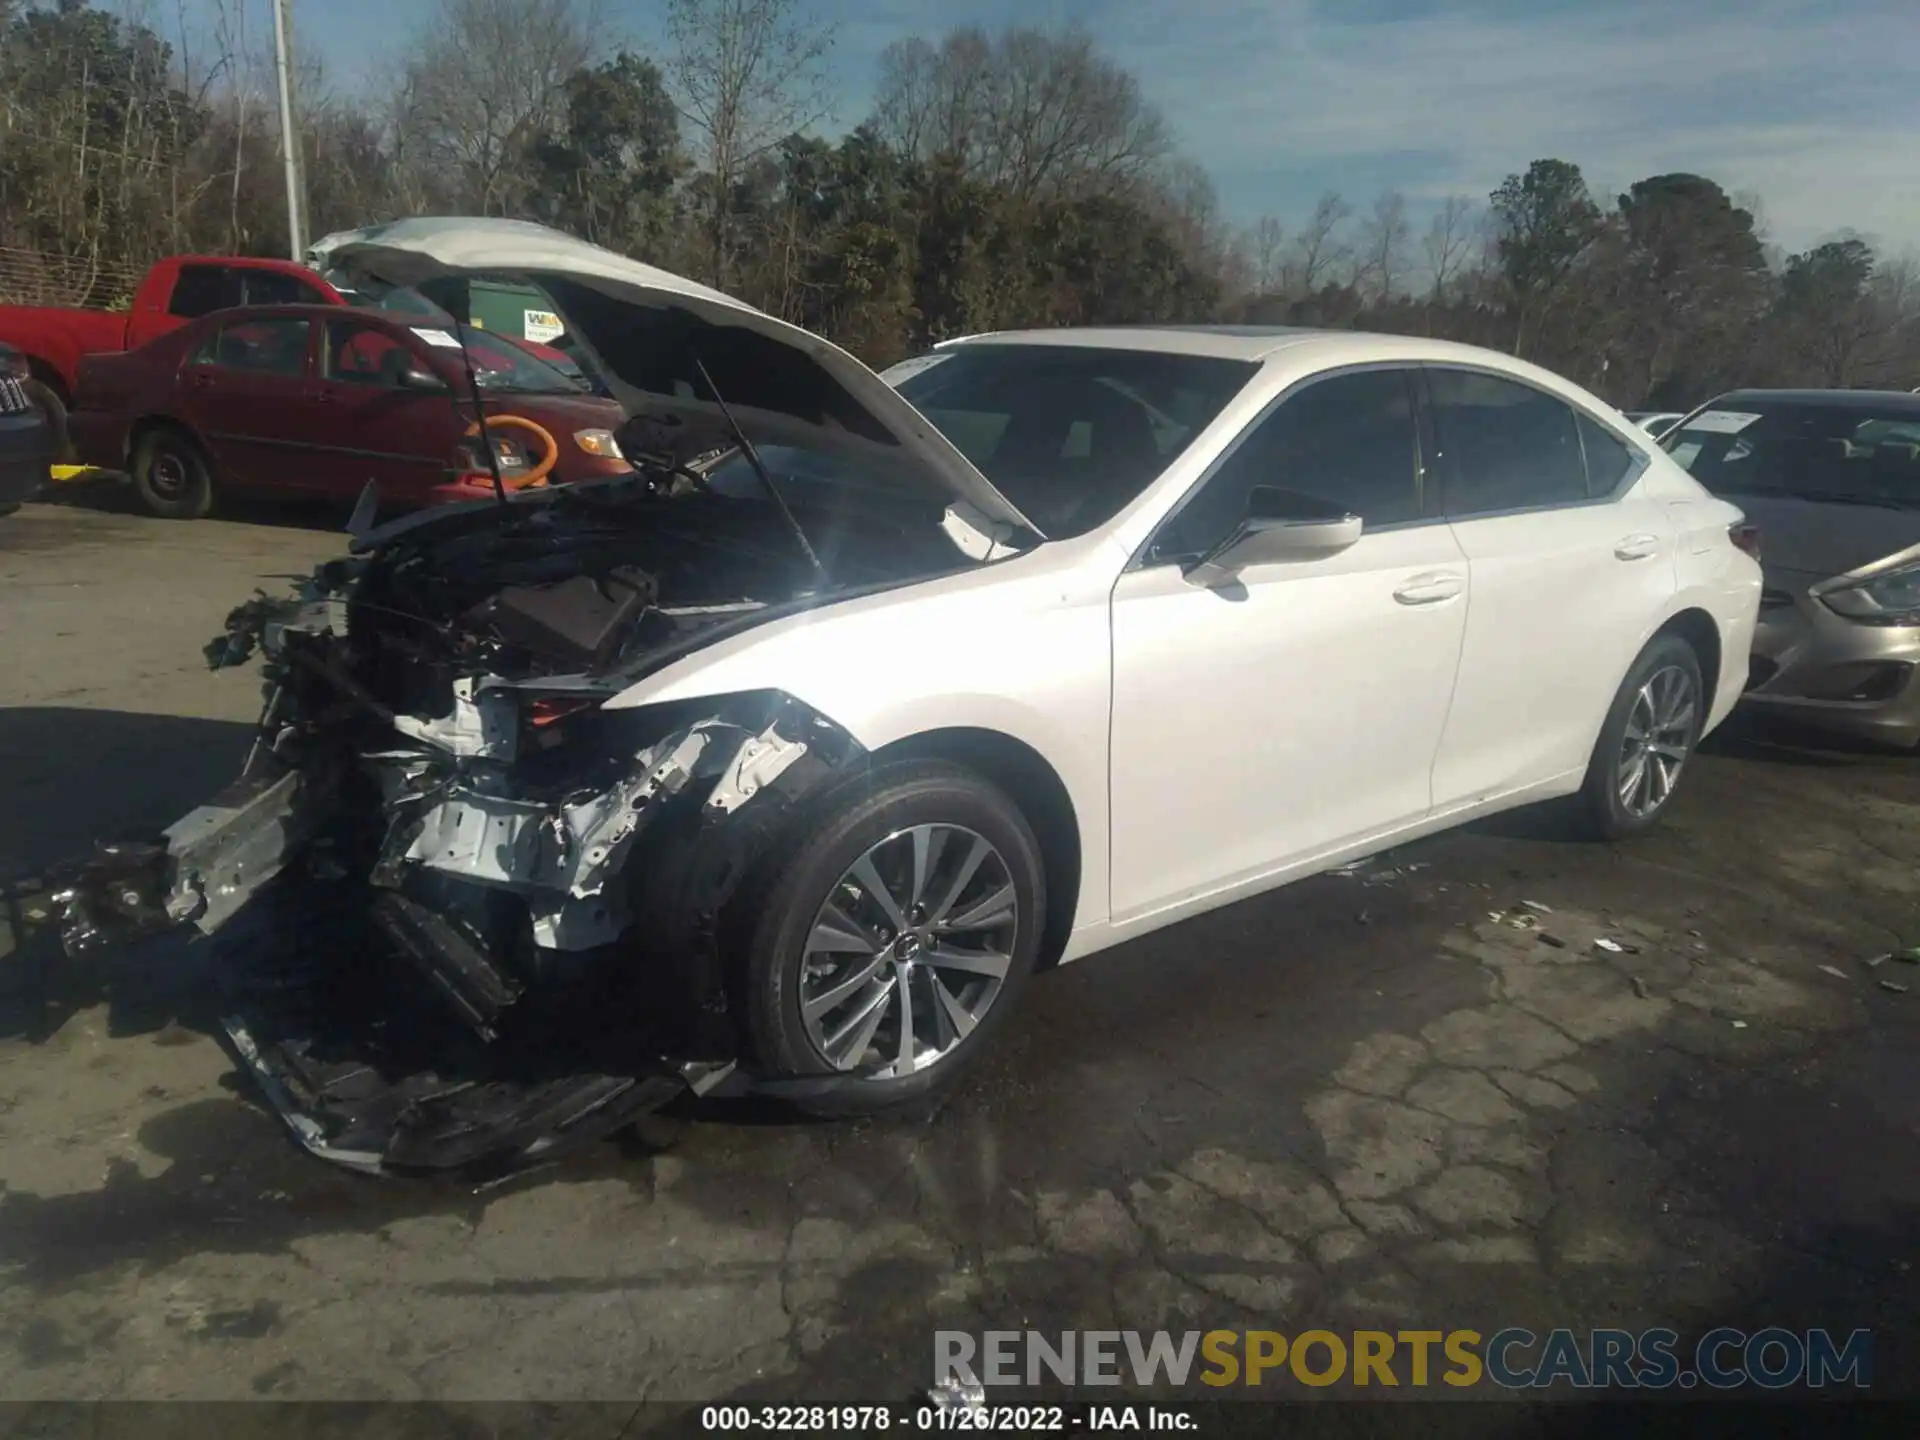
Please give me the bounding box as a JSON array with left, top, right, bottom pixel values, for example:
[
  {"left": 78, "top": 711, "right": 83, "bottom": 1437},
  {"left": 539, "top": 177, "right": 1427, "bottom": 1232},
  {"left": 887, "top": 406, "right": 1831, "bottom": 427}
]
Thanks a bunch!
[
  {"left": 1626, "top": 411, "right": 1685, "bottom": 438},
  {"left": 0, "top": 341, "right": 54, "bottom": 514},
  {"left": 1660, "top": 388, "right": 1920, "bottom": 747},
  {"left": 0, "top": 255, "right": 349, "bottom": 426},
  {"left": 321, "top": 271, "right": 603, "bottom": 395},
  {"left": 67, "top": 304, "right": 633, "bottom": 517},
  {"left": 495, "top": 328, "right": 594, "bottom": 391},
  {"left": 49, "top": 218, "right": 1761, "bottom": 1175}
]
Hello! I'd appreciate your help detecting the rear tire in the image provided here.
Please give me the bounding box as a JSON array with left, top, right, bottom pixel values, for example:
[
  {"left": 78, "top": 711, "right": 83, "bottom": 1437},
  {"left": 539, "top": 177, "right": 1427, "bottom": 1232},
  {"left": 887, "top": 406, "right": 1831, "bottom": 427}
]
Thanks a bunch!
[
  {"left": 736, "top": 759, "right": 1045, "bottom": 1118},
  {"left": 1580, "top": 632, "right": 1705, "bottom": 839},
  {"left": 131, "top": 426, "right": 214, "bottom": 519}
]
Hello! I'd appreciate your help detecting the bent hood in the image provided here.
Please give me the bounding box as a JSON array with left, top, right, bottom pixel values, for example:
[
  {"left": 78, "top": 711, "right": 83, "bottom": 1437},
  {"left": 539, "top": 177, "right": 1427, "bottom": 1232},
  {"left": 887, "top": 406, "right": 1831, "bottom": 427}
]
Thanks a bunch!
[{"left": 308, "top": 218, "right": 1041, "bottom": 539}]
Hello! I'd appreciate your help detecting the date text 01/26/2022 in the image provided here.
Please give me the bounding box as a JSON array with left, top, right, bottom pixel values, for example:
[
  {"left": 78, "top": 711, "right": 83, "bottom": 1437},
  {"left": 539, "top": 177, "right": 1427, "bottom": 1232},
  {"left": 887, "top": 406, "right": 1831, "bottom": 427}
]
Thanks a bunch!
[{"left": 699, "top": 1405, "right": 1191, "bottom": 1431}]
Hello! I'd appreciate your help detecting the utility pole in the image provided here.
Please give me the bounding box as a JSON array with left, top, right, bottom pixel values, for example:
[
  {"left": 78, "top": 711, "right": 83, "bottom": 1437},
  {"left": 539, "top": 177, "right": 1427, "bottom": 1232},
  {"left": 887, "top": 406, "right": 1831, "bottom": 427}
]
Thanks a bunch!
[{"left": 271, "top": 0, "right": 308, "bottom": 261}]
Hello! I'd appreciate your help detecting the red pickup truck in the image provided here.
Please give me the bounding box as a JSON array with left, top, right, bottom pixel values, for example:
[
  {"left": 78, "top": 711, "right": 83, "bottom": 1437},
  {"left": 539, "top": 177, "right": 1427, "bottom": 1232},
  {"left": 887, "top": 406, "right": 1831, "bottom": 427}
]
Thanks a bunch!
[{"left": 0, "top": 255, "right": 346, "bottom": 405}]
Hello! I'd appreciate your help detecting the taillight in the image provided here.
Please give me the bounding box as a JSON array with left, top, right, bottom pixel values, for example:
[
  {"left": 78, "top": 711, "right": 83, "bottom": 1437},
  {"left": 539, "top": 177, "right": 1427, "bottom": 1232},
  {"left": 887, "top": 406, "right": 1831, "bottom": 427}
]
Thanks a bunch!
[{"left": 1729, "top": 522, "right": 1761, "bottom": 561}]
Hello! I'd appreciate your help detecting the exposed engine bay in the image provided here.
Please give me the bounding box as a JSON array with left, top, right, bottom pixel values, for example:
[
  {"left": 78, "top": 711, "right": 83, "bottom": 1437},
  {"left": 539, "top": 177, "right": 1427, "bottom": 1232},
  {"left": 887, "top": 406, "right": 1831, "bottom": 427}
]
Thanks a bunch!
[{"left": 47, "top": 471, "right": 979, "bottom": 1176}]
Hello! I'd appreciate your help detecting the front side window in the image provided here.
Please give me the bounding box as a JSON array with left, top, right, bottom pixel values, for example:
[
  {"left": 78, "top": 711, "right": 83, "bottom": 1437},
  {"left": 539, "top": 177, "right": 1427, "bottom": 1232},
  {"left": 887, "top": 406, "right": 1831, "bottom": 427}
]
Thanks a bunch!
[
  {"left": 450, "top": 326, "right": 579, "bottom": 395},
  {"left": 191, "top": 317, "right": 311, "bottom": 377},
  {"left": 168, "top": 264, "right": 243, "bottom": 318},
  {"left": 889, "top": 345, "right": 1259, "bottom": 539},
  {"left": 1150, "top": 368, "right": 1422, "bottom": 562},
  {"left": 1430, "top": 369, "right": 1587, "bottom": 517},
  {"left": 1665, "top": 403, "right": 1920, "bottom": 508}
]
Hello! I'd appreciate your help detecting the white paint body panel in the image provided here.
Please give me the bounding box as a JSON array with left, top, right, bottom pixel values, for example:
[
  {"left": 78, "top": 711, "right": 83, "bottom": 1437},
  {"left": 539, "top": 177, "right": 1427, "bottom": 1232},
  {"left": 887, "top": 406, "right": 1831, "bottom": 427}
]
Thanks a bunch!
[
  {"left": 1108, "top": 523, "right": 1470, "bottom": 923},
  {"left": 1432, "top": 484, "right": 1682, "bottom": 806},
  {"left": 600, "top": 327, "right": 1760, "bottom": 967}
]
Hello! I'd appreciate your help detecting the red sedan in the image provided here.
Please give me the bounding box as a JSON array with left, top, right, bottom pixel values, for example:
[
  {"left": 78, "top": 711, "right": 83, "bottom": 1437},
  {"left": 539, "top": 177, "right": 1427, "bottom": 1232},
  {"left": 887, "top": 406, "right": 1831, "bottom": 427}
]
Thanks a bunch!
[{"left": 70, "top": 305, "right": 632, "bottom": 518}]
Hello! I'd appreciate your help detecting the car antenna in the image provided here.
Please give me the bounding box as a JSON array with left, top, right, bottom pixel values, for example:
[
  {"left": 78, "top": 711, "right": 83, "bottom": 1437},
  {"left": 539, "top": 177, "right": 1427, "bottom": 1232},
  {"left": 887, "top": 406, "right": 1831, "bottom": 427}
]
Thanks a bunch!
[
  {"left": 453, "top": 322, "right": 508, "bottom": 507},
  {"left": 694, "top": 357, "right": 828, "bottom": 587}
]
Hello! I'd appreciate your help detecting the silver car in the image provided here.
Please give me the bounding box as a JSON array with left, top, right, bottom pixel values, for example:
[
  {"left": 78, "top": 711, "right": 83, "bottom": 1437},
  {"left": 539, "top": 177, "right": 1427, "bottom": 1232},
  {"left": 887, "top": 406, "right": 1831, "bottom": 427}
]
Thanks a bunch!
[{"left": 1662, "top": 389, "right": 1920, "bottom": 747}]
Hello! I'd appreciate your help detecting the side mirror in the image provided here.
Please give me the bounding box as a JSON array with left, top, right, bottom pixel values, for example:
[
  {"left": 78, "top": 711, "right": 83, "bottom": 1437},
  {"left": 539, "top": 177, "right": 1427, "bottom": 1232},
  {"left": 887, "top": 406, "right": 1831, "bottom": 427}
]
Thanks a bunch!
[
  {"left": 1183, "top": 485, "right": 1363, "bottom": 588},
  {"left": 399, "top": 364, "right": 446, "bottom": 392}
]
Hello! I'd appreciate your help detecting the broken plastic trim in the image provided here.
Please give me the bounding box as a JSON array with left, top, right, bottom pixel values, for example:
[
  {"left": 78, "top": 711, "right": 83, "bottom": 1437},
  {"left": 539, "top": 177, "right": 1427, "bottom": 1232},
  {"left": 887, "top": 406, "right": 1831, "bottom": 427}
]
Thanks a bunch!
[
  {"left": 394, "top": 690, "right": 862, "bottom": 957},
  {"left": 221, "top": 1011, "right": 726, "bottom": 1178}
]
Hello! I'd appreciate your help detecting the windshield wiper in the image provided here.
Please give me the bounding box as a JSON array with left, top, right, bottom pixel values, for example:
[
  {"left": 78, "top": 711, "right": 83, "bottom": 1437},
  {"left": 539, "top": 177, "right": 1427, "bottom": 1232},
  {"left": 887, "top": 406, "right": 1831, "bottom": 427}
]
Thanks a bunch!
[{"left": 693, "top": 358, "right": 830, "bottom": 589}]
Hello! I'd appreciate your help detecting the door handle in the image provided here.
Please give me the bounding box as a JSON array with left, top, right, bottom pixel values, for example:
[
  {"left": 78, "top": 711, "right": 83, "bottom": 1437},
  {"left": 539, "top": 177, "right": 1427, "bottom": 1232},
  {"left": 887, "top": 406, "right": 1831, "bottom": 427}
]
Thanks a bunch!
[
  {"left": 1393, "top": 571, "right": 1466, "bottom": 605},
  {"left": 1614, "top": 534, "right": 1660, "bottom": 561}
]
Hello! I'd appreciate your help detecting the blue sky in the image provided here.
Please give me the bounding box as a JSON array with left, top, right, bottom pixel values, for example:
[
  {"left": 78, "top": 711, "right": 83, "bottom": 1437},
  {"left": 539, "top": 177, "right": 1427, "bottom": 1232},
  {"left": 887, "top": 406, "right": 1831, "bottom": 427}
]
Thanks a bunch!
[{"left": 156, "top": 0, "right": 1920, "bottom": 256}]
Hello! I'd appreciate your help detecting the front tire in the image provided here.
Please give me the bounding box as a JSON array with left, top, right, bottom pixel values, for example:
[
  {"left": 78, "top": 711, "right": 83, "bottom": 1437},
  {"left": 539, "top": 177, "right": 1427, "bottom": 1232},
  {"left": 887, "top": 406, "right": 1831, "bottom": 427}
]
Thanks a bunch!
[
  {"left": 1581, "top": 632, "right": 1705, "bottom": 839},
  {"left": 739, "top": 759, "right": 1046, "bottom": 1117},
  {"left": 131, "top": 426, "right": 214, "bottom": 519}
]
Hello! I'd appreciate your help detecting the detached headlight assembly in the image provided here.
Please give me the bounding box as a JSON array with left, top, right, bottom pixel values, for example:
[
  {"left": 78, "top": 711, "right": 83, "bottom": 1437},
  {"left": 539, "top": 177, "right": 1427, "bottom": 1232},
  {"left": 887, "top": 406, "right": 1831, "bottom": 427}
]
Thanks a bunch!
[
  {"left": 574, "top": 429, "right": 624, "bottom": 459},
  {"left": 1819, "top": 562, "right": 1920, "bottom": 623}
]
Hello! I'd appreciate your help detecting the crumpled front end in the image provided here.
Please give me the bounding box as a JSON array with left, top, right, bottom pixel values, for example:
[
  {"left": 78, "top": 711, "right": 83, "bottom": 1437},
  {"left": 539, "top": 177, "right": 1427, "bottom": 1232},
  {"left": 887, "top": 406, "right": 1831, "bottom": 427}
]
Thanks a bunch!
[{"left": 48, "top": 531, "right": 868, "bottom": 1177}]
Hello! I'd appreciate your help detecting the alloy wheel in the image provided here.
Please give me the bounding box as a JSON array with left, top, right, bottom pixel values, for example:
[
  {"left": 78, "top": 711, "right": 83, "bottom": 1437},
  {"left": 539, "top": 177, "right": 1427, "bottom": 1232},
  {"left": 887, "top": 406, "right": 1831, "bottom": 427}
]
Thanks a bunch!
[
  {"left": 797, "top": 823, "right": 1019, "bottom": 1078},
  {"left": 1617, "top": 662, "right": 1697, "bottom": 818}
]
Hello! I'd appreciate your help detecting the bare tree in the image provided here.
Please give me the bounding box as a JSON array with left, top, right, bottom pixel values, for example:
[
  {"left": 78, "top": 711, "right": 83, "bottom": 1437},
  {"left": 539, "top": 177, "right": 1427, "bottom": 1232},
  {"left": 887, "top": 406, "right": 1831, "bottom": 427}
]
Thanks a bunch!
[
  {"left": 668, "top": 0, "right": 836, "bottom": 286},
  {"left": 1421, "top": 194, "right": 1475, "bottom": 299},
  {"left": 1358, "top": 190, "right": 1410, "bottom": 301},
  {"left": 396, "top": 0, "right": 597, "bottom": 216},
  {"left": 872, "top": 28, "right": 991, "bottom": 167},
  {"left": 1249, "top": 214, "right": 1284, "bottom": 295},
  {"left": 1288, "top": 190, "right": 1350, "bottom": 295},
  {"left": 871, "top": 24, "right": 1170, "bottom": 204}
]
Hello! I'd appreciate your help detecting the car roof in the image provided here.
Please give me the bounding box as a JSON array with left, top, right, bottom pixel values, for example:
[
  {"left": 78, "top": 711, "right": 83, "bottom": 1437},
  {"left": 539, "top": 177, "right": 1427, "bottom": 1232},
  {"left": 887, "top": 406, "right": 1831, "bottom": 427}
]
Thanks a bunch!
[
  {"left": 934, "top": 324, "right": 1562, "bottom": 373},
  {"left": 1707, "top": 388, "right": 1920, "bottom": 415}
]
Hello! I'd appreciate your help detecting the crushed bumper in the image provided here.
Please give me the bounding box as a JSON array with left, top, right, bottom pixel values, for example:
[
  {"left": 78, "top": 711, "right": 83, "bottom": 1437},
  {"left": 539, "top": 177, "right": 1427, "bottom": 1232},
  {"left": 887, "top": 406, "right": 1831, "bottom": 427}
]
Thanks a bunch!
[
  {"left": 122, "top": 868, "right": 732, "bottom": 1178},
  {"left": 38, "top": 552, "right": 870, "bottom": 1176},
  {"left": 40, "top": 682, "right": 860, "bottom": 1177}
]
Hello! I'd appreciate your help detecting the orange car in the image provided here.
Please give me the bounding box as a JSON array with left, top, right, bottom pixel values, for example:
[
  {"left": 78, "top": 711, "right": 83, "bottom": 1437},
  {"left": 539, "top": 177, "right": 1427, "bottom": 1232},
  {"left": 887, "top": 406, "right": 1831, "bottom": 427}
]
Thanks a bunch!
[{"left": 69, "top": 304, "right": 632, "bottom": 518}]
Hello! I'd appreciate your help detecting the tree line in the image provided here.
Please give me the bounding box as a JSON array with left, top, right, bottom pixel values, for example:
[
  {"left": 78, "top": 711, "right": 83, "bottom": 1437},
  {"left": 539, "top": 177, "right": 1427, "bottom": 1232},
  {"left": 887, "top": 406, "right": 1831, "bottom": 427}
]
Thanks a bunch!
[{"left": 2, "top": 0, "right": 1916, "bottom": 408}]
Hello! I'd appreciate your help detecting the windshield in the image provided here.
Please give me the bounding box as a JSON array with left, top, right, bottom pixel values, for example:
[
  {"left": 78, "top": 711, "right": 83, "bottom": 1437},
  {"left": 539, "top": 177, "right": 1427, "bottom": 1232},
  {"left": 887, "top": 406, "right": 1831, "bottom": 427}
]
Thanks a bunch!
[
  {"left": 1664, "top": 402, "right": 1920, "bottom": 508},
  {"left": 443, "top": 325, "right": 581, "bottom": 395},
  {"left": 325, "top": 273, "right": 453, "bottom": 320},
  {"left": 888, "top": 345, "right": 1261, "bottom": 538}
]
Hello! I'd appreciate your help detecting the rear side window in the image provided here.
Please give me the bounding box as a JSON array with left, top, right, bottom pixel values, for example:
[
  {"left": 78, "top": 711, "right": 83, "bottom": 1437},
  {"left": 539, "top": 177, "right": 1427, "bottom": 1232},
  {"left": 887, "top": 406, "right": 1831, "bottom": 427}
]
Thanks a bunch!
[
  {"left": 189, "top": 317, "right": 311, "bottom": 377},
  {"left": 1151, "top": 368, "right": 1422, "bottom": 561},
  {"left": 1577, "top": 412, "right": 1638, "bottom": 495},
  {"left": 168, "top": 265, "right": 243, "bottom": 318},
  {"left": 242, "top": 269, "right": 330, "bottom": 306},
  {"left": 1429, "top": 369, "right": 1586, "bottom": 516}
]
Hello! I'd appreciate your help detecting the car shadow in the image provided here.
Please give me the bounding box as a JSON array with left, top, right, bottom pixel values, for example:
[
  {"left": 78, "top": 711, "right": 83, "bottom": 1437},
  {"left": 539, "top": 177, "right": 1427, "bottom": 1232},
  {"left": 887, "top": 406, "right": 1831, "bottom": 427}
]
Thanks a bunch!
[
  {"left": 1467, "top": 705, "right": 1900, "bottom": 846},
  {"left": 0, "top": 707, "right": 260, "bottom": 1042},
  {"left": 37, "top": 474, "right": 355, "bottom": 533},
  {"left": 1700, "top": 709, "right": 1903, "bottom": 769},
  {"left": 0, "top": 707, "right": 257, "bottom": 883}
]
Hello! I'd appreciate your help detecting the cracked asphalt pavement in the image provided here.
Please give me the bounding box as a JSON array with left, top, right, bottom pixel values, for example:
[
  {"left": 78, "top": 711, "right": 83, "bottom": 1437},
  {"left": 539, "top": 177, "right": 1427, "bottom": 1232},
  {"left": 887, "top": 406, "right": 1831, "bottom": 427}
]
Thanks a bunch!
[{"left": 3, "top": 501, "right": 1919, "bottom": 1411}]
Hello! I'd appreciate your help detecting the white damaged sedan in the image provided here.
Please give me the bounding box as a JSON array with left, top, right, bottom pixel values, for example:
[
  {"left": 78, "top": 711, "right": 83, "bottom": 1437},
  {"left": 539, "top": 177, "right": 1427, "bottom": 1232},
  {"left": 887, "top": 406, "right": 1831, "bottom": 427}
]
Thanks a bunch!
[{"left": 51, "top": 219, "right": 1761, "bottom": 1173}]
